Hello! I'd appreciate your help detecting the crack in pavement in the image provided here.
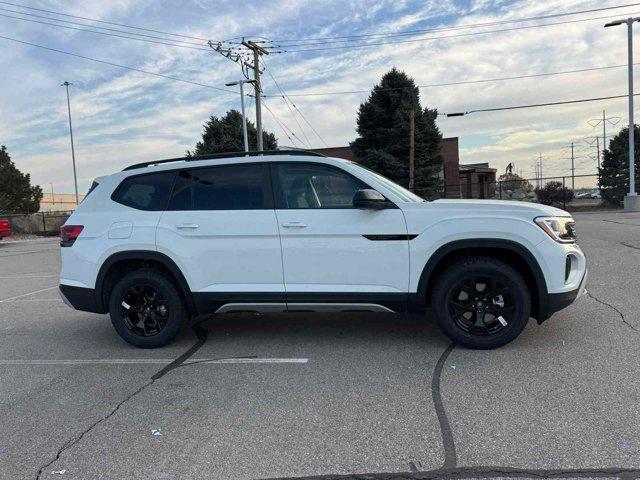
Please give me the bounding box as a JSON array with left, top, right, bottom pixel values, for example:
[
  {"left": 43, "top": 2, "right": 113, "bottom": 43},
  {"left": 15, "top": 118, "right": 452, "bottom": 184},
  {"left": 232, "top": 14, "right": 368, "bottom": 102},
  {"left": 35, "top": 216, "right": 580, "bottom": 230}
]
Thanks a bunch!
[
  {"left": 621, "top": 242, "right": 640, "bottom": 251},
  {"left": 431, "top": 343, "right": 457, "bottom": 469},
  {"left": 264, "top": 324, "right": 640, "bottom": 480},
  {"left": 31, "top": 311, "right": 640, "bottom": 480},
  {"left": 34, "top": 321, "right": 210, "bottom": 479},
  {"left": 586, "top": 291, "right": 638, "bottom": 332}
]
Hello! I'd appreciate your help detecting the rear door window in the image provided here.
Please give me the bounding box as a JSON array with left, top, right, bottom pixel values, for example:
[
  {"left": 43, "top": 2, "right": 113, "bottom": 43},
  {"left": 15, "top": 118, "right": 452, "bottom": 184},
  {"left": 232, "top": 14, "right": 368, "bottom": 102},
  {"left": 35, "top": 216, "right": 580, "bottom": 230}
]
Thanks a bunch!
[
  {"left": 112, "top": 171, "right": 175, "bottom": 211},
  {"left": 168, "top": 163, "right": 272, "bottom": 211}
]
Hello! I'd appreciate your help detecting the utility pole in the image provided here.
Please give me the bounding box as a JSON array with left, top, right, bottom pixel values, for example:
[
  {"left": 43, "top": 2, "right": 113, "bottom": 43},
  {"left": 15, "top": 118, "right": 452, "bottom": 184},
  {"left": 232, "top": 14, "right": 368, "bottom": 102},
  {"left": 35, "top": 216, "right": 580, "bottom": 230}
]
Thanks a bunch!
[
  {"left": 570, "top": 142, "right": 575, "bottom": 190},
  {"left": 242, "top": 41, "right": 269, "bottom": 151},
  {"left": 409, "top": 109, "right": 415, "bottom": 192},
  {"left": 50, "top": 183, "right": 54, "bottom": 206},
  {"left": 538, "top": 153, "right": 543, "bottom": 187},
  {"left": 605, "top": 17, "right": 640, "bottom": 210},
  {"left": 225, "top": 79, "right": 255, "bottom": 152},
  {"left": 209, "top": 39, "right": 269, "bottom": 152},
  {"left": 603, "top": 110, "right": 607, "bottom": 153},
  {"left": 61, "top": 81, "right": 79, "bottom": 205},
  {"left": 583, "top": 136, "right": 601, "bottom": 170},
  {"left": 587, "top": 111, "right": 620, "bottom": 161}
]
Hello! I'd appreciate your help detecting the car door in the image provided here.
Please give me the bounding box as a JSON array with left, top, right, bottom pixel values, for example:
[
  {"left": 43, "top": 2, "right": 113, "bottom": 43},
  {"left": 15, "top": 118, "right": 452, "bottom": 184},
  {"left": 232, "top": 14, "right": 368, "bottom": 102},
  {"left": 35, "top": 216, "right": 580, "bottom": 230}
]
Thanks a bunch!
[
  {"left": 272, "top": 162, "right": 410, "bottom": 311},
  {"left": 156, "top": 163, "right": 285, "bottom": 308}
]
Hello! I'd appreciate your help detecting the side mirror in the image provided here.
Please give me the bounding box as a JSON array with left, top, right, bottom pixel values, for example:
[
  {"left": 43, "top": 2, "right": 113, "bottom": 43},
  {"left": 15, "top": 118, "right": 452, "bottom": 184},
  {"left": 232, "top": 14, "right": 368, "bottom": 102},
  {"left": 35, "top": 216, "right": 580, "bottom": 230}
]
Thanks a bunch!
[{"left": 353, "top": 189, "right": 389, "bottom": 210}]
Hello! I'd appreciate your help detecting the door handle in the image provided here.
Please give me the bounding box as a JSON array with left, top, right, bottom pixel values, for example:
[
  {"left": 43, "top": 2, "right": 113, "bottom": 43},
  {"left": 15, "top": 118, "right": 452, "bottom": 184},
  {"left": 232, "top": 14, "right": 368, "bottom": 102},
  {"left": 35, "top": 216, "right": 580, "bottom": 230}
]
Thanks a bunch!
[
  {"left": 176, "top": 223, "right": 199, "bottom": 229},
  {"left": 281, "top": 222, "right": 307, "bottom": 228}
]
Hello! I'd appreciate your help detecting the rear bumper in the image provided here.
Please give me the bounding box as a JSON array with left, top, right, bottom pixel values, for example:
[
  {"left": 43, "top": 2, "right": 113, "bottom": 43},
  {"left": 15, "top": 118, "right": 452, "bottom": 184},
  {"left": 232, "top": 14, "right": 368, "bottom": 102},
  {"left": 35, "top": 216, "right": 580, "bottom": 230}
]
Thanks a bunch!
[
  {"left": 538, "top": 268, "right": 587, "bottom": 323},
  {"left": 59, "top": 285, "right": 104, "bottom": 314}
]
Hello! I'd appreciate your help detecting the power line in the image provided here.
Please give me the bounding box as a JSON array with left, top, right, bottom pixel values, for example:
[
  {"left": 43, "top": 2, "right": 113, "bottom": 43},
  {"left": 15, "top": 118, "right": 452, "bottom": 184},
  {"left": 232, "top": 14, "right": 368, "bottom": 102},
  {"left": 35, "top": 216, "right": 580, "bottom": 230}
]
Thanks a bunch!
[
  {"left": 262, "top": 100, "right": 299, "bottom": 147},
  {"left": 269, "top": 2, "right": 640, "bottom": 44},
  {"left": 0, "top": 34, "right": 234, "bottom": 93},
  {"left": 0, "top": 0, "right": 210, "bottom": 41},
  {"left": 0, "top": 6, "right": 208, "bottom": 47},
  {"left": 262, "top": 62, "right": 312, "bottom": 147},
  {"left": 277, "top": 11, "right": 640, "bottom": 53},
  {"left": 261, "top": 61, "right": 329, "bottom": 147},
  {"left": 264, "top": 60, "right": 329, "bottom": 147},
  {"left": 262, "top": 99, "right": 307, "bottom": 147},
  {"left": 263, "top": 63, "right": 640, "bottom": 98},
  {"left": 446, "top": 93, "right": 640, "bottom": 116},
  {"left": 0, "top": 12, "right": 211, "bottom": 51}
]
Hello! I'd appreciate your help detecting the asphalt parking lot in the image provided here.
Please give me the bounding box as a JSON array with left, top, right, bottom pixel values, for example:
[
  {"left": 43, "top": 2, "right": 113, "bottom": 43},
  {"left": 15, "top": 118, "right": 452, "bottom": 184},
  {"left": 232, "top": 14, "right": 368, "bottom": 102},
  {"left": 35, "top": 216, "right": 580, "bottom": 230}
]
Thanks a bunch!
[{"left": 1, "top": 211, "right": 639, "bottom": 480}]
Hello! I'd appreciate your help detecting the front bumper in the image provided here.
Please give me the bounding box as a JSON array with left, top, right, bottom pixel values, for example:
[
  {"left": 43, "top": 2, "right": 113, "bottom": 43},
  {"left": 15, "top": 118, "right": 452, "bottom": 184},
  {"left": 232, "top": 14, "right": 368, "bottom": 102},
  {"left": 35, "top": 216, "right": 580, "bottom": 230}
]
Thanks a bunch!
[{"left": 538, "top": 268, "right": 587, "bottom": 323}]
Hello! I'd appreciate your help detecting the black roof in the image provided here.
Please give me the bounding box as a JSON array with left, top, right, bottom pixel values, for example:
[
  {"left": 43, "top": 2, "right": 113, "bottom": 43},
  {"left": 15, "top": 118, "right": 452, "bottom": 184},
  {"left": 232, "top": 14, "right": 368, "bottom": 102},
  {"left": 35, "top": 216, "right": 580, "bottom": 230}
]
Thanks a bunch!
[{"left": 122, "top": 149, "right": 326, "bottom": 171}]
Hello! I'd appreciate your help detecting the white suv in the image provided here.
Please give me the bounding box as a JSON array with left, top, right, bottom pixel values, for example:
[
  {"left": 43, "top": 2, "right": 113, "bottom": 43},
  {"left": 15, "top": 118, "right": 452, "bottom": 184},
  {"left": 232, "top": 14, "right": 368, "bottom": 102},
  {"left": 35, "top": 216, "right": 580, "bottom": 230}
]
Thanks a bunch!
[{"left": 59, "top": 151, "right": 587, "bottom": 349}]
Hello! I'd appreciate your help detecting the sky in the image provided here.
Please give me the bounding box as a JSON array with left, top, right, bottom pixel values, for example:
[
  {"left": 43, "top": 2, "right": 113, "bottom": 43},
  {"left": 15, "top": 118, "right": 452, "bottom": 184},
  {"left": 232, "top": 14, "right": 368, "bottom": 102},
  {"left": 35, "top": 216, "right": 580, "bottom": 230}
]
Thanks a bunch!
[{"left": 0, "top": 0, "right": 637, "bottom": 194}]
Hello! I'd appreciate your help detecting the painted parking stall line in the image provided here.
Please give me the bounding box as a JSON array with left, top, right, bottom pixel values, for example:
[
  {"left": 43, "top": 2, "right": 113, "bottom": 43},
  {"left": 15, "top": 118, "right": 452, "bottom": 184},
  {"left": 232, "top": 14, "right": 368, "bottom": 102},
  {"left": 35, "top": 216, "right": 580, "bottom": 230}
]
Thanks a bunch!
[
  {"left": 0, "top": 357, "right": 309, "bottom": 366},
  {"left": 0, "top": 274, "right": 58, "bottom": 279},
  {"left": 0, "top": 286, "right": 58, "bottom": 303}
]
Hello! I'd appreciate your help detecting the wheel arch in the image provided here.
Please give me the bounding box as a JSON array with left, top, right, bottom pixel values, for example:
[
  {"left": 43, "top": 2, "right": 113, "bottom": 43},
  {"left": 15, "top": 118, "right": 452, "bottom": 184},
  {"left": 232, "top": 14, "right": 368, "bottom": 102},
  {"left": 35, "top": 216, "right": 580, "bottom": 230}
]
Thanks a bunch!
[
  {"left": 412, "top": 239, "right": 548, "bottom": 321},
  {"left": 95, "top": 250, "right": 195, "bottom": 315}
]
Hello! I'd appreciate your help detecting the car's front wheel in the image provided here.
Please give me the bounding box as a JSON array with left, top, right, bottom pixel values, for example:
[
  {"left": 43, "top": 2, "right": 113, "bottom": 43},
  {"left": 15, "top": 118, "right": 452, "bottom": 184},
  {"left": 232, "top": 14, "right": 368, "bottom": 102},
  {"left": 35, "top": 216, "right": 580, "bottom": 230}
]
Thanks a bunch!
[
  {"left": 108, "top": 269, "right": 186, "bottom": 348},
  {"left": 431, "top": 256, "right": 531, "bottom": 349}
]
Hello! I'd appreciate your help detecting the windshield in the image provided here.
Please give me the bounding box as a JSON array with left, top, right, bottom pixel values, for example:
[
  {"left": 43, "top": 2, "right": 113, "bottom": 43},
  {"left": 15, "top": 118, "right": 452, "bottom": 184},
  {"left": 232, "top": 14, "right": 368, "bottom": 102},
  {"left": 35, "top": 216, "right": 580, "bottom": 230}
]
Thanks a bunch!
[{"left": 348, "top": 162, "right": 426, "bottom": 202}]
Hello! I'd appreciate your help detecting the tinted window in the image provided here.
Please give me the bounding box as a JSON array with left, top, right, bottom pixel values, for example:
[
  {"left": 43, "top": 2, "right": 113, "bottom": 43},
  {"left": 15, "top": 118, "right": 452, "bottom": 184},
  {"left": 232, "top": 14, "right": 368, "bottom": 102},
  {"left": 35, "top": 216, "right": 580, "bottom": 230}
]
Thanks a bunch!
[
  {"left": 275, "top": 163, "right": 368, "bottom": 209},
  {"left": 112, "top": 172, "right": 175, "bottom": 211},
  {"left": 168, "top": 164, "right": 271, "bottom": 211}
]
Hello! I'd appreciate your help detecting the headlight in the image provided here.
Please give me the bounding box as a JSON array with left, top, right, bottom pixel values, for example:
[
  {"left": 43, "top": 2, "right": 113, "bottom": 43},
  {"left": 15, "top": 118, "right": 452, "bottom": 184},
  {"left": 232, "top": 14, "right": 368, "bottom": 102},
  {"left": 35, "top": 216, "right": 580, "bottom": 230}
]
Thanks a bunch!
[{"left": 535, "top": 216, "right": 576, "bottom": 243}]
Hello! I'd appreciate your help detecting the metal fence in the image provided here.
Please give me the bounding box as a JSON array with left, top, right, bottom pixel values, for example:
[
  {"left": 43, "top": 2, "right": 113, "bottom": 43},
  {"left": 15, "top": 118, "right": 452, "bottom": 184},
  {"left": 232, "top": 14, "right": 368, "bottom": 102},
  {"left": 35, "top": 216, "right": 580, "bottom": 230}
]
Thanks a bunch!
[
  {"left": 441, "top": 174, "right": 602, "bottom": 210},
  {"left": 0, "top": 211, "right": 74, "bottom": 237},
  {"left": 0, "top": 173, "right": 606, "bottom": 238}
]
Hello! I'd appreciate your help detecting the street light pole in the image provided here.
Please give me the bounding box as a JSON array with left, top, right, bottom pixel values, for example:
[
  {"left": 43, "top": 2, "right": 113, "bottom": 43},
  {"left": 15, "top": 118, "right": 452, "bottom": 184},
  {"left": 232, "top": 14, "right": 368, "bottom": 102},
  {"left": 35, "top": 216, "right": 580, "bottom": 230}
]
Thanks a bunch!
[
  {"left": 605, "top": 17, "right": 640, "bottom": 211},
  {"left": 61, "top": 81, "right": 79, "bottom": 205},
  {"left": 627, "top": 19, "right": 636, "bottom": 198},
  {"left": 226, "top": 79, "right": 255, "bottom": 153}
]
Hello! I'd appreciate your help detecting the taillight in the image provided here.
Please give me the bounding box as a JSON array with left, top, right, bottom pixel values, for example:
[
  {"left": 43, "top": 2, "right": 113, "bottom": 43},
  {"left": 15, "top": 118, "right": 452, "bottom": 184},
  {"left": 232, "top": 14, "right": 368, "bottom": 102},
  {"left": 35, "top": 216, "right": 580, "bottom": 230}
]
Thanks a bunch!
[{"left": 60, "top": 225, "right": 84, "bottom": 247}]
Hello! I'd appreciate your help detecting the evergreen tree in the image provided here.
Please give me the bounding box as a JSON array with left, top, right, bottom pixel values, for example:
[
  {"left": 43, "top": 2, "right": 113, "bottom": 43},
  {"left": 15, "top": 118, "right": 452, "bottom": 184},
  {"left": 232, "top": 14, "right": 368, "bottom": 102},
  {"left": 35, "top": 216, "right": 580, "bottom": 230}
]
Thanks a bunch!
[
  {"left": 188, "top": 109, "right": 277, "bottom": 156},
  {"left": 599, "top": 125, "right": 640, "bottom": 206},
  {"left": 351, "top": 68, "right": 444, "bottom": 199},
  {"left": 0, "top": 145, "right": 42, "bottom": 213}
]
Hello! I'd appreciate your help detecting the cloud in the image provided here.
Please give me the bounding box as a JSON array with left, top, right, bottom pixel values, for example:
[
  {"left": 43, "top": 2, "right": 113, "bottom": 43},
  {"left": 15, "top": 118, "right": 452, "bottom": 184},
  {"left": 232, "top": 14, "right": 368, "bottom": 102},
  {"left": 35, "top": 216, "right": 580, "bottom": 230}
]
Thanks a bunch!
[{"left": 0, "top": 0, "right": 635, "bottom": 194}]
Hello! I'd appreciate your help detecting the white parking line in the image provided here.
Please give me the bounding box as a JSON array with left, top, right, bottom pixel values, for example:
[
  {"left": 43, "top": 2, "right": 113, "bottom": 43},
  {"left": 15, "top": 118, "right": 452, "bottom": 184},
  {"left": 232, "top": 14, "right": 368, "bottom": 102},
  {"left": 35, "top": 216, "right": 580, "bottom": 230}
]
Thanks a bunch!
[
  {"left": 2, "top": 299, "right": 61, "bottom": 303},
  {"left": 0, "top": 286, "right": 58, "bottom": 303},
  {"left": 0, "top": 274, "right": 58, "bottom": 279},
  {"left": 0, "top": 359, "right": 176, "bottom": 365},
  {"left": 0, "top": 358, "right": 309, "bottom": 366},
  {"left": 186, "top": 358, "right": 309, "bottom": 365}
]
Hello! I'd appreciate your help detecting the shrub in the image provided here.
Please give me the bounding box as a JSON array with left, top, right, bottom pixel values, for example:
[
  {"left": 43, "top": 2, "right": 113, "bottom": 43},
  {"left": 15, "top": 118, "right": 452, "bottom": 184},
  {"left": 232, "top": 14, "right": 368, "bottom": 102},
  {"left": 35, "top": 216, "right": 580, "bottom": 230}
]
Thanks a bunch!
[{"left": 535, "top": 181, "right": 574, "bottom": 206}]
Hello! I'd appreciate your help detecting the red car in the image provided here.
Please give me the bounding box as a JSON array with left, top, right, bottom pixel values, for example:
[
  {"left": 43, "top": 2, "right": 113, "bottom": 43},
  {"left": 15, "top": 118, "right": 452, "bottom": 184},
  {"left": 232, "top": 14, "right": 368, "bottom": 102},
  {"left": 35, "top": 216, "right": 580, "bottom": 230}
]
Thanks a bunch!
[{"left": 0, "top": 219, "right": 10, "bottom": 240}]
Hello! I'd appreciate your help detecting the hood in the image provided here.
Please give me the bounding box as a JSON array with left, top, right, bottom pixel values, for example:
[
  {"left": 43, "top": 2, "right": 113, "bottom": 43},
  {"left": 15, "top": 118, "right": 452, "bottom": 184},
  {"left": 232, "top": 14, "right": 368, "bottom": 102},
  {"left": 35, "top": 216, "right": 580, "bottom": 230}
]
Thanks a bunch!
[{"left": 424, "top": 198, "right": 571, "bottom": 217}]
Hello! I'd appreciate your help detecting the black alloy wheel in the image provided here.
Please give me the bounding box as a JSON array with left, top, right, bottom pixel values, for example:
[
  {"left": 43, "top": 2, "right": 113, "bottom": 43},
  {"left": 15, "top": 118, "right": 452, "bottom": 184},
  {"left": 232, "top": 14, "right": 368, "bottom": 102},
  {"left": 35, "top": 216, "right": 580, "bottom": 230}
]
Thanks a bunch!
[
  {"left": 120, "top": 284, "right": 170, "bottom": 337},
  {"left": 448, "top": 275, "right": 514, "bottom": 336},
  {"left": 431, "top": 256, "right": 531, "bottom": 349},
  {"left": 109, "top": 269, "right": 186, "bottom": 348}
]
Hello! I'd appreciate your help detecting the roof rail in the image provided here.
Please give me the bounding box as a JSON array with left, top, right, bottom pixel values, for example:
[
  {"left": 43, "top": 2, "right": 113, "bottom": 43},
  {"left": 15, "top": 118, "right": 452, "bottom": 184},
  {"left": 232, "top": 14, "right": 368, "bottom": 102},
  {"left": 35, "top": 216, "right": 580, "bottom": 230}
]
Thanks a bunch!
[{"left": 122, "top": 149, "right": 327, "bottom": 171}]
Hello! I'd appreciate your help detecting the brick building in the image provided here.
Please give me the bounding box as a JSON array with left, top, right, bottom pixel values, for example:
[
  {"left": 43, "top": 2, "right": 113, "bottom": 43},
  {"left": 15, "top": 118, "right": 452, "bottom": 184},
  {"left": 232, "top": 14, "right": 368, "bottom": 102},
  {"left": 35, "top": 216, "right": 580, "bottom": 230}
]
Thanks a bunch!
[
  {"left": 310, "top": 137, "right": 495, "bottom": 199},
  {"left": 40, "top": 192, "right": 85, "bottom": 212}
]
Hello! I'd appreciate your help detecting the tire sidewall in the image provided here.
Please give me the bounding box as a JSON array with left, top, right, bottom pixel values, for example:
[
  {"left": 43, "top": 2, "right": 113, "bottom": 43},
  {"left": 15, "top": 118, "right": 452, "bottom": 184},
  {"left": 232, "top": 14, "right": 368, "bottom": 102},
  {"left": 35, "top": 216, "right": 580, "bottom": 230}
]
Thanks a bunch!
[
  {"left": 433, "top": 259, "right": 531, "bottom": 349},
  {"left": 109, "top": 271, "right": 185, "bottom": 348}
]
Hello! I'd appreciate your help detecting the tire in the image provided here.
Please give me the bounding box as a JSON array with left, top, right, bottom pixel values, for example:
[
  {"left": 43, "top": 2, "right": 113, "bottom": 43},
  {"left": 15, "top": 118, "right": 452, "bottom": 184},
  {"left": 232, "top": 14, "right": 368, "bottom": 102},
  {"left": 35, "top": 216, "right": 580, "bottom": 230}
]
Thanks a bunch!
[
  {"left": 431, "top": 256, "right": 531, "bottom": 349},
  {"left": 108, "top": 269, "right": 186, "bottom": 348}
]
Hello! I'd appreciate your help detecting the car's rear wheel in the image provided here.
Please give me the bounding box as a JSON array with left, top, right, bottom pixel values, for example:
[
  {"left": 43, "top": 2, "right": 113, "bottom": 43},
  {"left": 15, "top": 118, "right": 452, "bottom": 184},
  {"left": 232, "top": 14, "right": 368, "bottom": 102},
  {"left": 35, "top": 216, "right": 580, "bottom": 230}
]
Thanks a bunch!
[
  {"left": 108, "top": 269, "right": 185, "bottom": 348},
  {"left": 431, "top": 256, "right": 531, "bottom": 349}
]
